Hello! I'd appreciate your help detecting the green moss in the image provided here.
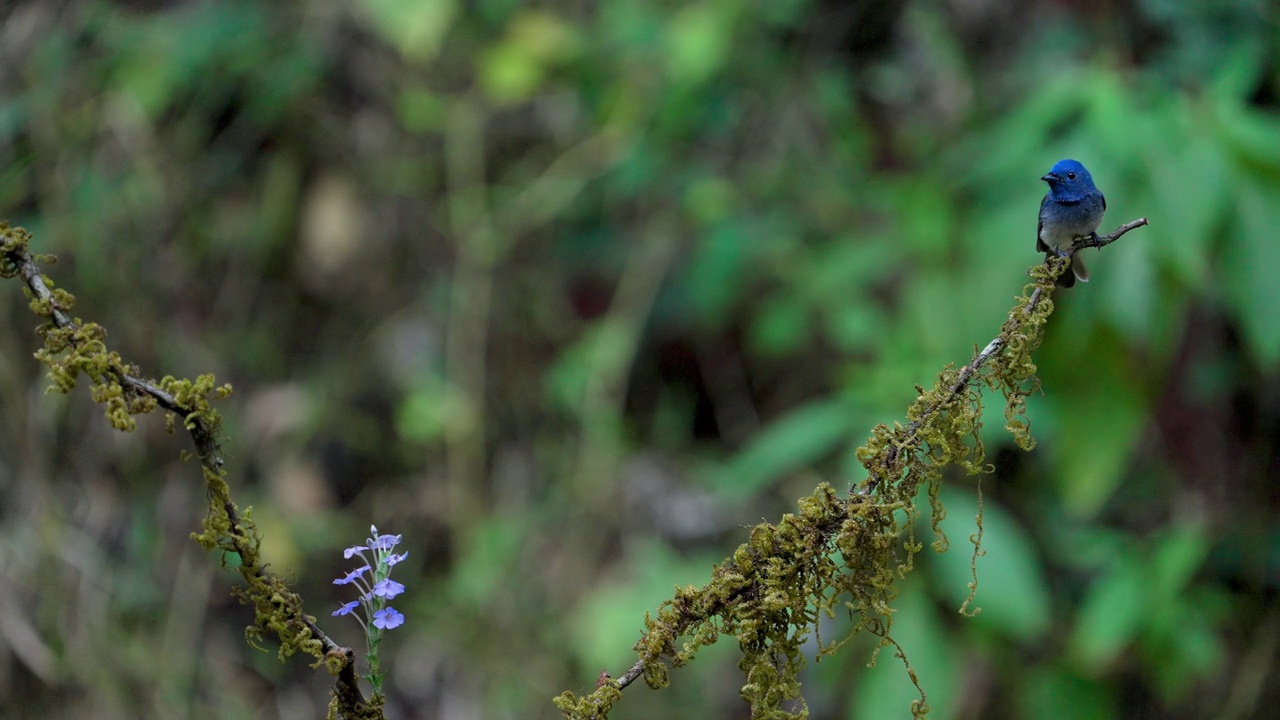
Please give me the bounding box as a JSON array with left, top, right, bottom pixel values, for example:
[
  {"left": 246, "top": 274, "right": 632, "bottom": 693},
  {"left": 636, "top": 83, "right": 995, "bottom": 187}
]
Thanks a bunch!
[
  {"left": 193, "top": 466, "right": 326, "bottom": 665},
  {"left": 328, "top": 692, "right": 385, "bottom": 720},
  {"left": 0, "top": 222, "right": 33, "bottom": 266},
  {"left": 553, "top": 680, "right": 623, "bottom": 719},
  {"left": 160, "top": 374, "right": 233, "bottom": 440}
]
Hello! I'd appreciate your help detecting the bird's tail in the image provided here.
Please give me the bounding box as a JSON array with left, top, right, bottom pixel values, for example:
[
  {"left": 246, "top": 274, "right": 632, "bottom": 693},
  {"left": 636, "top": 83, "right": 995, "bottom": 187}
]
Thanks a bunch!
[
  {"left": 1071, "top": 252, "right": 1089, "bottom": 283},
  {"left": 1049, "top": 251, "right": 1089, "bottom": 287}
]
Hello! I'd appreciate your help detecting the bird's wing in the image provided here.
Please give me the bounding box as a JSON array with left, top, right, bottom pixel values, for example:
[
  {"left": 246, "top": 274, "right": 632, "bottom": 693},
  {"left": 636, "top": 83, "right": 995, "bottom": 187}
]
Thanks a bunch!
[{"left": 1036, "top": 194, "right": 1050, "bottom": 254}]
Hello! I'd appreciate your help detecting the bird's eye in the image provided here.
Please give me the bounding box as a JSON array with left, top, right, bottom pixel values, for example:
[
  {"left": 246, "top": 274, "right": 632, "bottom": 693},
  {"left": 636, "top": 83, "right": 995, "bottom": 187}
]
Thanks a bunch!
[{"left": 1067, "top": 171, "right": 1077, "bottom": 180}]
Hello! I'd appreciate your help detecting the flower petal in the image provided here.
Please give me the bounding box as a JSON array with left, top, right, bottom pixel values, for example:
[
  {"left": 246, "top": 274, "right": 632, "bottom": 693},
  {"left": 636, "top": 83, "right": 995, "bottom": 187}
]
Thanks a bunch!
[
  {"left": 332, "top": 601, "right": 360, "bottom": 617},
  {"left": 372, "top": 607, "right": 405, "bottom": 630},
  {"left": 370, "top": 533, "right": 402, "bottom": 551},
  {"left": 373, "top": 579, "right": 405, "bottom": 599},
  {"left": 333, "top": 565, "right": 370, "bottom": 585}
]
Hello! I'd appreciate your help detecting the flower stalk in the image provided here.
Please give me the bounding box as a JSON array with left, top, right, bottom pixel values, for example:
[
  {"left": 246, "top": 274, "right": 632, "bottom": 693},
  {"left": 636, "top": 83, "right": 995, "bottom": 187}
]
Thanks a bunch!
[{"left": 332, "top": 526, "right": 408, "bottom": 696}]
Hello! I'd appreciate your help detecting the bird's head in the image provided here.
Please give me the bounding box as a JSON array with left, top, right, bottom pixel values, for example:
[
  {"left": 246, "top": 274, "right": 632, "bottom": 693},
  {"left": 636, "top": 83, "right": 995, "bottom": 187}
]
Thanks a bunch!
[{"left": 1041, "top": 159, "right": 1097, "bottom": 200}]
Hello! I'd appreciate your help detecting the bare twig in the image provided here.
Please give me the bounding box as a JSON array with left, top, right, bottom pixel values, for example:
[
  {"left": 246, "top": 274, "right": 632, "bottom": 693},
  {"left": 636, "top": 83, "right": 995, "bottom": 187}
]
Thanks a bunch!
[
  {"left": 1080, "top": 217, "right": 1150, "bottom": 251},
  {"left": 615, "top": 659, "right": 647, "bottom": 690}
]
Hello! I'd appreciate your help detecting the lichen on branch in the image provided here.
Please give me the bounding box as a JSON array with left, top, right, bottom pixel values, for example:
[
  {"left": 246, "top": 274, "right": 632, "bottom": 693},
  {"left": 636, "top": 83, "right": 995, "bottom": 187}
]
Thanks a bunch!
[{"left": 1, "top": 221, "right": 380, "bottom": 720}]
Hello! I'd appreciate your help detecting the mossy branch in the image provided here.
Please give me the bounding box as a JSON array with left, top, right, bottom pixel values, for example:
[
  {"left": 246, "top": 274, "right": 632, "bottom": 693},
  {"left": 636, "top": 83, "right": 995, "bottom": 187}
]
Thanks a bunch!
[
  {"left": 0, "top": 223, "right": 380, "bottom": 720},
  {"left": 555, "top": 217, "right": 1149, "bottom": 719}
]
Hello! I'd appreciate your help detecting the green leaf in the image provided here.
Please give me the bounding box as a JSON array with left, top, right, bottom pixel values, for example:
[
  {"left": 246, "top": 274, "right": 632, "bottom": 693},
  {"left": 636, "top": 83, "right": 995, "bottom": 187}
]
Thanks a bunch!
[
  {"left": 1148, "top": 130, "right": 1228, "bottom": 288},
  {"left": 448, "top": 514, "right": 527, "bottom": 607},
  {"left": 897, "top": 178, "right": 955, "bottom": 255},
  {"left": 1017, "top": 666, "right": 1118, "bottom": 720},
  {"left": 1223, "top": 181, "right": 1280, "bottom": 365},
  {"left": 545, "top": 320, "right": 632, "bottom": 415},
  {"left": 712, "top": 399, "right": 853, "bottom": 497},
  {"left": 396, "top": 377, "right": 473, "bottom": 442},
  {"left": 480, "top": 12, "right": 579, "bottom": 105},
  {"left": 1095, "top": 218, "right": 1158, "bottom": 345},
  {"left": 807, "top": 236, "right": 902, "bottom": 298},
  {"left": 683, "top": 175, "right": 736, "bottom": 226},
  {"left": 683, "top": 218, "right": 747, "bottom": 323},
  {"left": 599, "top": 0, "right": 663, "bottom": 53},
  {"left": 480, "top": 41, "right": 546, "bottom": 105},
  {"left": 396, "top": 88, "right": 448, "bottom": 133},
  {"left": 1148, "top": 523, "right": 1210, "bottom": 602},
  {"left": 665, "top": 3, "right": 733, "bottom": 85},
  {"left": 1141, "top": 589, "right": 1226, "bottom": 701},
  {"left": 359, "top": 0, "right": 456, "bottom": 61},
  {"left": 1042, "top": 331, "right": 1146, "bottom": 518},
  {"left": 1219, "top": 98, "right": 1280, "bottom": 171},
  {"left": 1068, "top": 551, "right": 1148, "bottom": 668},
  {"left": 750, "top": 294, "right": 810, "bottom": 355},
  {"left": 824, "top": 302, "right": 882, "bottom": 353}
]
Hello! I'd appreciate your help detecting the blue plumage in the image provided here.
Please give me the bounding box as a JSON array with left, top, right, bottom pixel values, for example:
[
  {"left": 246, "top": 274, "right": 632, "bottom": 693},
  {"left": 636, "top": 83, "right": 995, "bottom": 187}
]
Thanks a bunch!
[{"left": 1037, "top": 159, "right": 1106, "bottom": 287}]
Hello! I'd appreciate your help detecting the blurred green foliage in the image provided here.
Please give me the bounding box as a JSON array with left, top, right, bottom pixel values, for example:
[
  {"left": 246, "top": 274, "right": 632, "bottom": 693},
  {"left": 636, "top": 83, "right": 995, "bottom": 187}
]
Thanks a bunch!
[{"left": 0, "top": 1, "right": 1277, "bottom": 719}]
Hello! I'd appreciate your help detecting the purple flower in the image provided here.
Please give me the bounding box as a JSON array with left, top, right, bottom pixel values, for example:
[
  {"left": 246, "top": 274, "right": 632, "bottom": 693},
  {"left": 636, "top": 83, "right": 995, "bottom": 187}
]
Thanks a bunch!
[
  {"left": 332, "top": 601, "right": 360, "bottom": 617},
  {"left": 372, "top": 607, "right": 405, "bottom": 630},
  {"left": 373, "top": 579, "right": 405, "bottom": 599},
  {"left": 365, "top": 525, "right": 399, "bottom": 550},
  {"left": 334, "top": 524, "right": 409, "bottom": 677},
  {"left": 334, "top": 565, "right": 370, "bottom": 585}
]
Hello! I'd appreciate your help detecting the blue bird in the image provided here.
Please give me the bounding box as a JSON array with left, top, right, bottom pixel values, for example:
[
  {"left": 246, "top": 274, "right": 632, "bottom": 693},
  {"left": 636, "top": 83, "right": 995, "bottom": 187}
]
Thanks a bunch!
[{"left": 1037, "top": 159, "right": 1106, "bottom": 288}]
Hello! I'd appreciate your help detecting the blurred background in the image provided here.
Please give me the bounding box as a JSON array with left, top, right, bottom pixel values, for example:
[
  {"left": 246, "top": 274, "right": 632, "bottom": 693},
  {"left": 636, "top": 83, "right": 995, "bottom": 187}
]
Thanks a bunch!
[{"left": 0, "top": 1, "right": 1276, "bottom": 718}]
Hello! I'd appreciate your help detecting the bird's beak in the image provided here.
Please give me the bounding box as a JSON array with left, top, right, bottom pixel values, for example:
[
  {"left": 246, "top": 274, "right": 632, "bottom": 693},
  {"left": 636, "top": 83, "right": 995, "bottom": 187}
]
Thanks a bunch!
[{"left": 1041, "top": 172, "right": 1060, "bottom": 183}]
